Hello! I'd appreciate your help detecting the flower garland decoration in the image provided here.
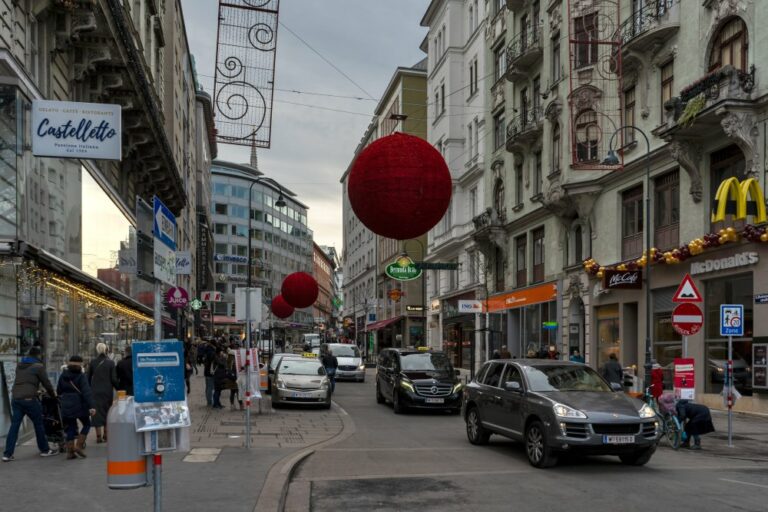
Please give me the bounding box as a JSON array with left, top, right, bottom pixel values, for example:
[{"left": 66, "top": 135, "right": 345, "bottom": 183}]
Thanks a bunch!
[{"left": 583, "top": 224, "right": 768, "bottom": 279}]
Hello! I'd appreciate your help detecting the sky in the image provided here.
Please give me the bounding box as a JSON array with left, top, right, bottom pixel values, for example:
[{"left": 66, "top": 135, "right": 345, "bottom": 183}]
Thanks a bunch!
[{"left": 183, "top": 0, "right": 432, "bottom": 249}]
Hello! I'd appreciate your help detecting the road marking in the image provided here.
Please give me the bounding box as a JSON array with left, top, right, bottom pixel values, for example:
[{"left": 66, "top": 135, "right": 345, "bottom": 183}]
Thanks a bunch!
[{"left": 719, "top": 478, "right": 768, "bottom": 489}]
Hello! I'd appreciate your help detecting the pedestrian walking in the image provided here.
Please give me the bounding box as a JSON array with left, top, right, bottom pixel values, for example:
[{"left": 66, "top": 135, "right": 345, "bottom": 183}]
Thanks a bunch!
[
  {"left": 676, "top": 400, "right": 715, "bottom": 450},
  {"left": 87, "top": 343, "right": 117, "bottom": 444},
  {"left": 190, "top": 339, "right": 200, "bottom": 375},
  {"left": 569, "top": 349, "right": 585, "bottom": 363},
  {"left": 601, "top": 353, "right": 624, "bottom": 387},
  {"left": 212, "top": 348, "right": 227, "bottom": 409},
  {"left": 203, "top": 342, "right": 215, "bottom": 407},
  {"left": 57, "top": 355, "right": 95, "bottom": 460},
  {"left": 116, "top": 345, "right": 134, "bottom": 396},
  {"left": 2, "top": 346, "right": 59, "bottom": 461},
  {"left": 491, "top": 348, "right": 501, "bottom": 359},
  {"left": 226, "top": 347, "right": 242, "bottom": 411},
  {"left": 184, "top": 340, "right": 194, "bottom": 395},
  {"left": 499, "top": 345, "right": 512, "bottom": 359},
  {"left": 320, "top": 344, "right": 338, "bottom": 393}
]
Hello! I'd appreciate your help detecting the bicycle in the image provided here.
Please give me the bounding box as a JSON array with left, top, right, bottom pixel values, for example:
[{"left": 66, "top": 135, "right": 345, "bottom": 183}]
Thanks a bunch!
[{"left": 644, "top": 388, "right": 683, "bottom": 450}]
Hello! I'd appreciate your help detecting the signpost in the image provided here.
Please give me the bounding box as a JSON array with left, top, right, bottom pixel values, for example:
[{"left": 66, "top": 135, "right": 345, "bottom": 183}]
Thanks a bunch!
[
  {"left": 720, "top": 303, "right": 744, "bottom": 448},
  {"left": 672, "top": 274, "right": 703, "bottom": 358}
]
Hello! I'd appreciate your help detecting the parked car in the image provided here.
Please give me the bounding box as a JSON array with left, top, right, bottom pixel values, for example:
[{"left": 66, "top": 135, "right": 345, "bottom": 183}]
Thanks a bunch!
[
  {"left": 462, "top": 360, "right": 660, "bottom": 468},
  {"left": 271, "top": 354, "right": 331, "bottom": 408},
  {"left": 327, "top": 343, "right": 366, "bottom": 382},
  {"left": 267, "top": 353, "right": 302, "bottom": 394},
  {"left": 708, "top": 347, "right": 750, "bottom": 389},
  {"left": 375, "top": 348, "right": 462, "bottom": 414}
]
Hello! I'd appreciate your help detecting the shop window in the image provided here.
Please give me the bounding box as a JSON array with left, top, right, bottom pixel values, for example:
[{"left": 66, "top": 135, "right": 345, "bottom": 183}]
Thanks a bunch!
[
  {"left": 704, "top": 274, "right": 753, "bottom": 394},
  {"left": 574, "top": 12, "right": 598, "bottom": 68},
  {"left": 515, "top": 234, "right": 527, "bottom": 287},
  {"left": 532, "top": 227, "right": 544, "bottom": 283},
  {"left": 654, "top": 170, "right": 679, "bottom": 250},
  {"left": 709, "top": 18, "right": 748, "bottom": 72},
  {"left": 622, "top": 185, "right": 644, "bottom": 260},
  {"left": 596, "top": 304, "right": 620, "bottom": 370}
]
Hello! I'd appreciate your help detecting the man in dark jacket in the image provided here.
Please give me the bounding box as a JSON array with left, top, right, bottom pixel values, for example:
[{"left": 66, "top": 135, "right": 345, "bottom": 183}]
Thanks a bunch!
[
  {"left": 320, "top": 346, "right": 338, "bottom": 394},
  {"left": 2, "top": 347, "right": 59, "bottom": 461},
  {"left": 203, "top": 343, "right": 216, "bottom": 407},
  {"left": 116, "top": 345, "right": 134, "bottom": 396},
  {"left": 676, "top": 400, "right": 715, "bottom": 450},
  {"left": 601, "top": 353, "right": 624, "bottom": 387}
]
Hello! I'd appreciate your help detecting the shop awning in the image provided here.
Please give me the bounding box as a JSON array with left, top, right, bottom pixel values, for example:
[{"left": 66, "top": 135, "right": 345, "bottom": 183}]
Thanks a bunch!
[
  {"left": 366, "top": 316, "right": 402, "bottom": 331},
  {"left": 213, "top": 315, "right": 238, "bottom": 324}
]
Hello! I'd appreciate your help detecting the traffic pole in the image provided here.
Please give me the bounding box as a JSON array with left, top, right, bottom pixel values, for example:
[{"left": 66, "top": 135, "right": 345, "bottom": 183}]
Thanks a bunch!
[
  {"left": 727, "top": 334, "right": 733, "bottom": 448},
  {"left": 153, "top": 454, "right": 162, "bottom": 512},
  {"left": 682, "top": 335, "right": 687, "bottom": 358},
  {"left": 245, "top": 288, "right": 252, "bottom": 449}
]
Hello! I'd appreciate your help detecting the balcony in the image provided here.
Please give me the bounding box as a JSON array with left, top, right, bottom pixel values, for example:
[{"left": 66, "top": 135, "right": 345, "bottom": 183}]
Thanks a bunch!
[
  {"left": 506, "top": 107, "right": 544, "bottom": 152},
  {"left": 617, "top": 0, "right": 680, "bottom": 54},
  {"left": 431, "top": 221, "right": 475, "bottom": 252},
  {"left": 505, "top": 25, "right": 543, "bottom": 82},
  {"left": 472, "top": 207, "right": 507, "bottom": 259}
]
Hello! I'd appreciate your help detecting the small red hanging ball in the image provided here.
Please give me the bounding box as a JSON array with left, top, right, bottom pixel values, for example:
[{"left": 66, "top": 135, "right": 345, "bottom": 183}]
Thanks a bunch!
[
  {"left": 271, "top": 295, "right": 294, "bottom": 319},
  {"left": 347, "top": 132, "right": 452, "bottom": 240},
  {"left": 281, "top": 272, "right": 319, "bottom": 309}
]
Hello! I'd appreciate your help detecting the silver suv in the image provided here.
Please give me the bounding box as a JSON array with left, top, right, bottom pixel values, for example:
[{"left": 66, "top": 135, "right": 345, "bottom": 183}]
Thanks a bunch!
[{"left": 463, "top": 360, "right": 660, "bottom": 468}]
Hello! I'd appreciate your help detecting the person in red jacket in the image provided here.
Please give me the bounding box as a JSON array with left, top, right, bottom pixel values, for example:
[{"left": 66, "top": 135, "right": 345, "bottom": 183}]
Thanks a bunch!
[{"left": 650, "top": 362, "right": 664, "bottom": 400}]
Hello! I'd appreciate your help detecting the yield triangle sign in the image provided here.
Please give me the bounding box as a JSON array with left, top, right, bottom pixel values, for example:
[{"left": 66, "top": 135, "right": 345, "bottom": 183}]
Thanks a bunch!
[{"left": 672, "top": 274, "right": 702, "bottom": 303}]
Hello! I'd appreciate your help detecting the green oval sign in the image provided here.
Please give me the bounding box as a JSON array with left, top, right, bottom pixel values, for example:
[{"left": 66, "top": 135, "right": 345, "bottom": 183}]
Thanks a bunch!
[{"left": 385, "top": 256, "right": 422, "bottom": 281}]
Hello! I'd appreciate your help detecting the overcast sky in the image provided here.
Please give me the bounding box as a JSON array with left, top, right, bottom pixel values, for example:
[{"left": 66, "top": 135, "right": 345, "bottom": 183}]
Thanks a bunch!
[{"left": 182, "top": 0, "right": 431, "bottom": 250}]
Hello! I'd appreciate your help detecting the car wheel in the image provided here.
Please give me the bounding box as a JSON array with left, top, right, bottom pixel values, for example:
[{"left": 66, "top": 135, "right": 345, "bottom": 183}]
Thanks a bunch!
[
  {"left": 525, "top": 420, "right": 558, "bottom": 468},
  {"left": 322, "top": 392, "right": 332, "bottom": 409},
  {"left": 393, "top": 388, "right": 407, "bottom": 414},
  {"left": 376, "top": 382, "right": 385, "bottom": 404},
  {"left": 465, "top": 407, "right": 490, "bottom": 445},
  {"left": 619, "top": 446, "right": 655, "bottom": 466}
]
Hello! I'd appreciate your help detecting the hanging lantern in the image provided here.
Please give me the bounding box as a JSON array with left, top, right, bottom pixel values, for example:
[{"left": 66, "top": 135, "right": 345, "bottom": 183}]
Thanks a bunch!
[
  {"left": 347, "top": 132, "right": 452, "bottom": 240},
  {"left": 281, "top": 272, "right": 319, "bottom": 309},
  {"left": 271, "top": 295, "right": 294, "bottom": 319}
]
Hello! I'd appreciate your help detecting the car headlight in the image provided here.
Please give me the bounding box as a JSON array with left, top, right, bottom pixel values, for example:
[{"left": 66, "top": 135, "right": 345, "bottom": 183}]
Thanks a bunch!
[
  {"left": 553, "top": 403, "right": 587, "bottom": 419},
  {"left": 638, "top": 403, "right": 656, "bottom": 419},
  {"left": 276, "top": 378, "right": 287, "bottom": 389},
  {"left": 321, "top": 378, "right": 329, "bottom": 389},
  {"left": 358, "top": 364, "right": 366, "bottom": 371},
  {"left": 452, "top": 382, "right": 463, "bottom": 394},
  {"left": 400, "top": 380, "right": 414, "bottom": 392},
  {"left": 716, "top": 367, "right": 724, "bottom": 373}
]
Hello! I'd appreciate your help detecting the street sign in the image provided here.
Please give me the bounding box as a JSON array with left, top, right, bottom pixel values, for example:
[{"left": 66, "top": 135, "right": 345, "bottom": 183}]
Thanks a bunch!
[
  {"left": 415, "top": 262, "right": 458, "bottom": 270},
  {"left": 132, "top": 340, "right": 186, "bottom": 404},
  {"left": 153, "top": 196, "right": 176, "bottom": 250},
  {"left": 673, "top": 358, "right": 695, "bottom": 399},
  {"left": 235, "top": 287, "right": 262, "bottom": 322},
  {"left": 755, "top": 293, "right": 768, "bottom": 304},
  {"left": 165, "top": 287, "right": 188, "bottom": 309},
  {"left": 458, "top": 300, "right": 482, "bottom": 313},
  {"left": 720, "top": 304, "right": 744, "bottom": 336},
  {"left": 672, "top": 274, "right": 702, "bottom": 303},
  {"left": 201, "top": 291, "right": 222, "bottom": 302},
  {"left": 672, "top": 303, "right": 703, "bottom": 336},
  {"left": 385, "top": 256, "right": 422, "bottom": 281}
]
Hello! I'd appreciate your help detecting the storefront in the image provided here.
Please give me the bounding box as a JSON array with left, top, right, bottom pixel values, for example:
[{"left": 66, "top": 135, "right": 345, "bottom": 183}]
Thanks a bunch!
[
  {"left": 367, "top": 316, "right": 402, "bottom": 353},
  {"left": 440, "top": 292, "right": 479, "bottom": 370}
]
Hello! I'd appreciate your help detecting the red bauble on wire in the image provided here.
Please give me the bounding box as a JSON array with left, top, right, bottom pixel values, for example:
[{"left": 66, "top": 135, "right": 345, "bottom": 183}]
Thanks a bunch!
[
  {"left": 271, "top": 295, "right": 294, "bottom": 319},
  {"left": 281, "top": 272, "right": 319, "bottom": 309},
  {"left": 347, "top": 132, "right": 452, "bottom": 240}
]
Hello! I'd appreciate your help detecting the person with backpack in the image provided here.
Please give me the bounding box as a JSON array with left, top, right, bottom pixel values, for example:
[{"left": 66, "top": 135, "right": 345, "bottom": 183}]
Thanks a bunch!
[{"left": 57, "top": 355, "right": 95, "bottom": 460}]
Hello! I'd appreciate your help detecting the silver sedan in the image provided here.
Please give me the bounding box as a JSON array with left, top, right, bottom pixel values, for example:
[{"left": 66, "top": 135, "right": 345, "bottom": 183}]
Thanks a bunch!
[{"left": 271, "top": 356, "right": 331, "bottom": 409}]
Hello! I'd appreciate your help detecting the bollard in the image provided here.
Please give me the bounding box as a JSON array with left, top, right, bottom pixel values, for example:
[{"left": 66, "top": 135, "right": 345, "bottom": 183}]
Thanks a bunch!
[{"left": 108, "top": 391, "right": 148, "bottom": 489}]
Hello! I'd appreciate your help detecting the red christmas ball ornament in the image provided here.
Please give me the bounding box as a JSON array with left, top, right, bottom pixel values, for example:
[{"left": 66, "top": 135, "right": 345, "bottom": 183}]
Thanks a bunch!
[
  {"left": 271, "top": 295, "right": 294, "bottom": 319},
  {"left": 281, "top": 272, "right": 319, "bottom": 309},
  {"left": 347, "top": 132, "right": 452, "bottom": 240}
]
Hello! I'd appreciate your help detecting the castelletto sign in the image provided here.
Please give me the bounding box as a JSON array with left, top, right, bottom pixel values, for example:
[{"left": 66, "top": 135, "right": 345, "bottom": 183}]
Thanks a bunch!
[
  {"left": 711, "top": 177, "right": 767, "bottom": 224},
  {"left": 31, "top": 100, "right": 121, "bottom": 160},
  {"left": 486, "top": 282, "right": 557, "bottom": 313},
  {"left": 603, "top": 269, "right": 642, "bottom": 290},
  {"left": 385, "top": 256, "right": 422, "bottom": 281},
  {"left": 690, "top": 251, "right": 758, "bottom": 276}
]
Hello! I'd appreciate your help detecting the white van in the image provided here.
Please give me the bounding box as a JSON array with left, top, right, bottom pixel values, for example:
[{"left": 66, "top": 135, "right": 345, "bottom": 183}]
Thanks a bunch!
[{"left": 302, "top": 333, "right": 321, "bottom": 350}]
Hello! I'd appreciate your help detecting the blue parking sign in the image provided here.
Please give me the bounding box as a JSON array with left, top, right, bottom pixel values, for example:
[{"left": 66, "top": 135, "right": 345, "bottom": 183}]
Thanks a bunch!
[
  {"left": 132, "top": 340, "right": 186, "bottom": 404},
  {"left": 720, "top": 304, "right": 744, "bottom": 337}
]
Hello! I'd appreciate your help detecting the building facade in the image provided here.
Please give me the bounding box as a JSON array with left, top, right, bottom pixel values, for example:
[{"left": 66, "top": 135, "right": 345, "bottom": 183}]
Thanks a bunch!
[
  {"left": 421, "top": 0, "right": 488, "bottom": 370},
  {"left": 312, "top": 242, "right": 334, "bottom": 340},
  {"left": 210, "top": 161, "right": 313, "bottom": 345}
]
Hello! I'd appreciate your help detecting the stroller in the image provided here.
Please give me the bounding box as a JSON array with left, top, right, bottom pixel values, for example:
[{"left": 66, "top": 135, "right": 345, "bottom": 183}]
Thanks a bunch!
[{"left": 40, "top": 395, "right": 66, "bottom": 452}]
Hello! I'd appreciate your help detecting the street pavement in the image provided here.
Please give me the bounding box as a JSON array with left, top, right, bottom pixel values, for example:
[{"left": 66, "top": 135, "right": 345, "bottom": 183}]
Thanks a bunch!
[
  {"left": 287, "top": 375, "right": 768, "bottom": 512},
  {"left": 0, "top": 372, "right": 344, "bottom": 512}
]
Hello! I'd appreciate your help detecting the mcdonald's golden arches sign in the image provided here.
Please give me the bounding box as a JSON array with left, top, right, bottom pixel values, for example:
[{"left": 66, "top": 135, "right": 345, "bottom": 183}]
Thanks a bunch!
[{"left": 711, "top": 177, "right": 767, "bottom": 224}]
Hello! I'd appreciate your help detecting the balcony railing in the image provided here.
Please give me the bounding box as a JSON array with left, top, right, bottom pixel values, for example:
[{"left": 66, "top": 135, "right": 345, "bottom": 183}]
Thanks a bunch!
[
  {"left": 506, "top": 106, "right": 544, "bottom": 150},
  {"left": 506, "top": 24, "right": 543, "bottom": 81},
  {"left": 617, "top": 0, "right": 679, "bottom": 51},
  {"left": 473, "top": 207, "right": 506, "bottom": 230}
]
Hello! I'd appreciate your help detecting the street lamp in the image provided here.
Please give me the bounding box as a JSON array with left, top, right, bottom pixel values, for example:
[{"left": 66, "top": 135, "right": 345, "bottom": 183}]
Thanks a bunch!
[
  {"left": 602, "top": 126, "right": 653, "bottom": 393},
  {"left": 402, "top": 238, "right": 427, "bottom": 347},
  {"left": 244, "top": 176, "right": 285, "bottom": 448}
]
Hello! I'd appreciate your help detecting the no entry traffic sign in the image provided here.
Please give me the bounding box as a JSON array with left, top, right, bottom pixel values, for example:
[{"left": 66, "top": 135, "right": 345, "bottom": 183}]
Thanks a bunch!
[{"left": 672, "top": 303, "right": 703, "bottom": 336}]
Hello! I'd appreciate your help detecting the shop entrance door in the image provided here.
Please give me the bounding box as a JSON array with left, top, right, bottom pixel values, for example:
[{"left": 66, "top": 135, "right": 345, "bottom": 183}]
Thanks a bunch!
[{"left": 568, "top": 298, "right": 585, "bottom": 359}]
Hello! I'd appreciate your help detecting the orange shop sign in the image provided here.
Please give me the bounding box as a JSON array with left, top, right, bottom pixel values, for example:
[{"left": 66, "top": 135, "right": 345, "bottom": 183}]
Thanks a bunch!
[{"left": 485, "top": 282, "right": 557, "bottom": 313}]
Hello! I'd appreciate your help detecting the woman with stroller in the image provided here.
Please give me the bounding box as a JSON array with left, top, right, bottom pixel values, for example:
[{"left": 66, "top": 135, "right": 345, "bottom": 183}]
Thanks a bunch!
[
  {"left": 57, "top": 355, "right": 95, "bottom": 459},
  {"left": 88, "top": 343, "right": 117, "bottom": 443}
]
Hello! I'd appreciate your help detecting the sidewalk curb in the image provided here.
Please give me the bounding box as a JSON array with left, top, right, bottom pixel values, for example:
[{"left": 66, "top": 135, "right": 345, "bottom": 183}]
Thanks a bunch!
[{"left": 253, "top": 401, "right": 356, "bottom": 512}]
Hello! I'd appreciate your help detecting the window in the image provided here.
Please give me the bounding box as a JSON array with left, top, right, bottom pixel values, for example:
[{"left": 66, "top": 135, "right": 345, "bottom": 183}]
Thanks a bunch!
[
  {"left": 483, "top": 362, "right": 506, "bottom": 387},
  {"left": 473, "top": 119, "right": 479, "bottom": 157},
  {"left": 532, "top": 227, "right": 544, "bottom": 283},
  {"left": 214, "top": 223, "right": 228, "bottom": 235},
  {"left": 231, "top": 224, "right": 247, "bottom": 237},
  {"left": 469, "top": 5, "right": 475, "bottom": 35},
  {"left": 573, "top": 224, "right": 584, "bottom": 264},
  {"left": 574, "top": 13, "right": 598, "bottom": 68},
  {"left": 520, "top": 14, "right": 530, "bottom": 51},
  {"left": 575, "top": 109, "right": 598, "bottom": 162},
  {"left": 515, "top": 234, "right": 527, "bottom": 287},
  {"left": 661, "top": 60, "right": 674, "bottom": 118},
  {"left": 494, "top": 44, "right": 507, "bottom": 81},
  {"left": 624, "top": 87, "right": 636, "bottom": 144},
  {"left": 551, "top": 36, "right": 561, "bottom": 82},
  {"left": 515, "top": 163, "right": 523, "bottom": 205},
  {"left": 440, "top": 83, "right": 446, "bottom": 114},
  {"left": 709, "top": 145, "right": 746, "bottom": 232},
  {"left": 495, "top": 247, "right": 505, "bottom": 292},
  {"left": 469, "top": 187, "right": 477, "bottom": 217},
  {"left": 520, "top": 87, "right": 529, "bottom": 121},
  {"left": 493, "top": 178, "right": 505, "bottom": 213},
  {"left": 467, "top": 124, "right": 473, "bottom": 164},
  {"left": 622, "top": 185, "right": 644, "bottom": 259},
  {"left": 493, "top": 111, "right": 506, "bottom": 150},
  {"left": 434, "top": 89, "right": 440, "bottom": 117},
  {"left": 533, "top": 151, "right": 542, "bottom": 195},
  {"left": 654, "top": 170, "right": 679, "bottom": 249},
  {"left": 493, "top": 0, "right": 505, "bottom": 16},
  {"left": 709, "top": 18, "right": 747, "bottom": 72},
  {"left": 468, "top": 250, "right": 479, "bottom": 284},
  {"left": 532, "top": 76, "right": 541, "bottom": 113},
  {"left": 552, "top": 123, "right": 561, "bottom": 172}
]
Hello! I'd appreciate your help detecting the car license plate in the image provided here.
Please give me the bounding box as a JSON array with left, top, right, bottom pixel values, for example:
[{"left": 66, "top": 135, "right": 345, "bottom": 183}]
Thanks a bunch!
[
  {"left": 603, "top": 435, "right": 634, "bottom": 444},
  {"left": 291, "top": 392, "right": 312, "bottom": 398},
  {"left": 425, "top": 398, "right": 444, "bottom": 404}
]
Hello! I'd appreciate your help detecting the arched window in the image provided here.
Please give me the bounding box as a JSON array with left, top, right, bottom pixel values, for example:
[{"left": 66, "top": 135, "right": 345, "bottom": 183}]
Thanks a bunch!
[
  {"left": 575, "top": 109, "right": 598, "bottom": 163},
  {"left": 551, "top": 122, "right": 561, "bottom": 171},
  {"left": 709, "top": 18, "right": 748, "bottom": 72},
  {"left": 493, "top": 177, "right": 505, "bottom": 214}
]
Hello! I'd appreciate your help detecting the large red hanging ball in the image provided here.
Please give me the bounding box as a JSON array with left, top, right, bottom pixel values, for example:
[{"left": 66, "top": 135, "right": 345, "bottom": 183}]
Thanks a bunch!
[
  {"left": 271, "top": 295, "right": 294, "bottom": 319},
  {"left": 281, "top": 272, "right": 319, "bottom": 309},
  {"left": 347, "top": 132, "right": 452, "bottom": 240}
]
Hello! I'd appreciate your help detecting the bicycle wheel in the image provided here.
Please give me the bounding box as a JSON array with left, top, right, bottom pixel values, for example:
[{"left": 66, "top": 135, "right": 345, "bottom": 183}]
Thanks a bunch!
[{"left": 665, "top": 415, "right": 682, "bottom": 450}]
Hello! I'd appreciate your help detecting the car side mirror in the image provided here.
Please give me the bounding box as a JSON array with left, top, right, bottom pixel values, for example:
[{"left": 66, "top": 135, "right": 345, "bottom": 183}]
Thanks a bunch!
[
  {"left": 504, "top": 381, "right": 522, "bottom": 392},
  {"left": 610, "top": 382, "right": 623, "bottom": 392}
]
